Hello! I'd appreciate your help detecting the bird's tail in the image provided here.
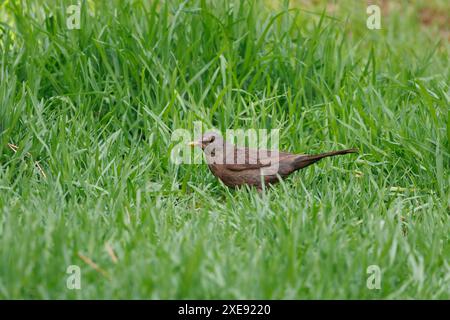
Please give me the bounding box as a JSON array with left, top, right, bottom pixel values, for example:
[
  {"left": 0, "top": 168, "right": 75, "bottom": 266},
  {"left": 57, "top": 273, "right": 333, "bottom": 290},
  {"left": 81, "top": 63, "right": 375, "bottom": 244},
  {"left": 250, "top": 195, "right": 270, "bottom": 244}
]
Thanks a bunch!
[{"left": 293, "top": 148, "right": 358, "bottom": 170}]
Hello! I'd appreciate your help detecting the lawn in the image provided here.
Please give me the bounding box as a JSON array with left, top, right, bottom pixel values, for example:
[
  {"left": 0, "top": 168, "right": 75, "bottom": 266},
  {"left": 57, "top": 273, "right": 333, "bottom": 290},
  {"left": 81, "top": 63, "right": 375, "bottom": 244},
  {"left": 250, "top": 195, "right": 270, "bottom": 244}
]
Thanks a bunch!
[{"left": 0, "top": 0, "right": 449, "bottom": 299}]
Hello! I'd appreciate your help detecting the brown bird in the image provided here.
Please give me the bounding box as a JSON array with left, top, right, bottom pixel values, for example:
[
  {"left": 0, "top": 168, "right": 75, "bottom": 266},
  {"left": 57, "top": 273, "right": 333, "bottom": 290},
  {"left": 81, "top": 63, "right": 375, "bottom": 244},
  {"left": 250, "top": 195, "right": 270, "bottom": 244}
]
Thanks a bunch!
[{"left": 189, "top": 131, "right": 357, "bottom": 191}]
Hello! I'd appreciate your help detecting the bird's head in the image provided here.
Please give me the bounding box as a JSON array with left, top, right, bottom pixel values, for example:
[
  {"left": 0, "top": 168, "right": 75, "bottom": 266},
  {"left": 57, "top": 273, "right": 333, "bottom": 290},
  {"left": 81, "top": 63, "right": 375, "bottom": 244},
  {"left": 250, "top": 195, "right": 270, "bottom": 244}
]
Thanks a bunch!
[{"left": 188, "top": 131, "right": 223, "bottom": 150}]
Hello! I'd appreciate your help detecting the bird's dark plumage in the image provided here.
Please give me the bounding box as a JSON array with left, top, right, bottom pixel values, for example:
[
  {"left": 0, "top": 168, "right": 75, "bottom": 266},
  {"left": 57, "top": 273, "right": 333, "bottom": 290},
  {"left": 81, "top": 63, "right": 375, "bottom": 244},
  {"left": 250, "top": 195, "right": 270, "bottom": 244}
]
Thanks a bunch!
[{"left": 190, "top": 132, "right": 357, "bottom": 190}]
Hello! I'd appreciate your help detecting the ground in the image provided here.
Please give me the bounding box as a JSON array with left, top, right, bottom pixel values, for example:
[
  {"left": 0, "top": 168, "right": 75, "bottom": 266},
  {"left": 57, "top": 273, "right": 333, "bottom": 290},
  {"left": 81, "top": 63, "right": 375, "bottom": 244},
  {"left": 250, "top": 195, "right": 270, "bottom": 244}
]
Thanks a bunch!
[{"left": 0, "top": 0, "right": 449, "bottom": 299}]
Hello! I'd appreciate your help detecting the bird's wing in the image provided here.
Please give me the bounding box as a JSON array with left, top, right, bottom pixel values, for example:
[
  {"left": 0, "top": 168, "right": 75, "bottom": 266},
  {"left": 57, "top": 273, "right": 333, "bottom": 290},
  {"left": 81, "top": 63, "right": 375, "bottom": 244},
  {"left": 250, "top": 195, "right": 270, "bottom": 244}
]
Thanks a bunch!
[
  {"left": 224, "top": 147, "right": 294, "bottom": 172},
  {"left": 224, "top": 163, "right": 270, "bottom": 171}
]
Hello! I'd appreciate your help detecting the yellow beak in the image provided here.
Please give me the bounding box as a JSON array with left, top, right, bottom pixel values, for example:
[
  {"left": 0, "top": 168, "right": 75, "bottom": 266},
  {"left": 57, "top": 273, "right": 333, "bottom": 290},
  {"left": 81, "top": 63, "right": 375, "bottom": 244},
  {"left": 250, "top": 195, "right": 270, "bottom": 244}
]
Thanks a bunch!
[{"left": 188, "top": 141, "right": 201, "bottom": 147}]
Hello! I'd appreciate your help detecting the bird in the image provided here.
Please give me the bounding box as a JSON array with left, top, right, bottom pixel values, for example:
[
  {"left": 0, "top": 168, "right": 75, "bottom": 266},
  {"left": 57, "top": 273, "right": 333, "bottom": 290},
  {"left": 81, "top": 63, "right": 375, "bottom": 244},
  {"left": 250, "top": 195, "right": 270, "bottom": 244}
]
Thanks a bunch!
[{"left": 189, "top": 131, "right": 357, "bottom": 191}]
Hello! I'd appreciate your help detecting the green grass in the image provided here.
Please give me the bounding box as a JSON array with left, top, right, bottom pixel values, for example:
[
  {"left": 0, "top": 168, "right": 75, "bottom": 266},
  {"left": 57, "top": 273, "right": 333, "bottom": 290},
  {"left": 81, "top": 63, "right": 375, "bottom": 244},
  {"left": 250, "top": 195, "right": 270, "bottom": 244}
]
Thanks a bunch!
[{"left": 0, "top": 0, "right": 449, "bottom": 299}]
